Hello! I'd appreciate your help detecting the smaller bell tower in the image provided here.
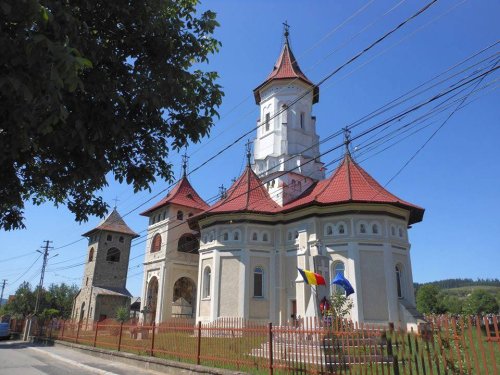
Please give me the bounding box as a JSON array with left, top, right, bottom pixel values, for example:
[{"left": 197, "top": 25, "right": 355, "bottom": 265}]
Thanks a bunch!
[{"left": 72, "top": 208, "right": 139, "bottom": 323}]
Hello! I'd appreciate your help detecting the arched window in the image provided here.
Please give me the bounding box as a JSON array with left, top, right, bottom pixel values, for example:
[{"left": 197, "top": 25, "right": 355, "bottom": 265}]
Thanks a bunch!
[
  {"left": 209, "top": 232, "right": 214, "bottom": 242},
  {"left": 287, "top": 231, "right": 292, "bottom": 241},
  {"left": 88, "top": 248, "right": 94, "bottom": 262},
  {"left": 281, "top": 104, "right": 288, "bottom": 125},
  {"left": 203, "top": 267, "right": 211, "bottom": 298},
  {"left": 326, "top": 225, "right": 333, "bottom": 236},
  {"left": 262, "top": 233, "right": 269, "bottom": 242},
  {"left": 395, "top": 265, "right": 403, "bottom": 298},
  {"left": 338, "top": 224, "right": 345, "bottom": 234},
  {"left": 300, "top": 112, "right": 305, "bottom": 128},
  {"left": 359, "top": 223, "right": 366, "bottom": 234},
  {"left": 372, "top": 224, "right": 379, "bottom": 234},
  {"left": 398, "top": 227, "right": 403, "bottom": 238},
  {"left": 151, "top": 233, "right": 161, "bottom": 253},
  {"left": 252, "top": 232, "right": 258, "bottom": 241},
  {"left": 177, "top": 210, "right": 184, "bottom": 220},
  {"left": 332, "top": 262, "right": 345, "bottom": 294},
  {"left": 223, "top": 231, "right": 229, "bottom": 241},
  {"left": 265, "top": 113, "right": 270, "bottom": 131},
  {"left": 119, "top": 236, "right": 124, "bottom": 243},
  {"left": 391, "top": 226, "right": 396, "bottom": 236},
  {"left": 233, "top": 230, "right": 240, "bottom": 241},
  {"left": 106, "top": 248, "right": 120, "bottom": 262},
  {"left": 254, "top": 267, "right": 264, "bottom": 297},
  {"left": 106, "top": 234, "right": 112, "bottom": 241},
  {"left": 177, "top": 234, "right": 199, "bottom": 254}
]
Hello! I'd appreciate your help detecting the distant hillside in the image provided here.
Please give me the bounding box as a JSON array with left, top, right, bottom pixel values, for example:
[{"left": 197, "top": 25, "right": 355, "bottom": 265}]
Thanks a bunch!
[{"left": 414, "top": 278, "right": 500, "bottom": 299}]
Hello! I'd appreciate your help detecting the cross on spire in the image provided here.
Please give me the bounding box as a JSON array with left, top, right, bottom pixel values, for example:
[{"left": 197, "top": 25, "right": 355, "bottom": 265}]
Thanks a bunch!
[
  {"left": 181, "top": 152, "right": 189, "bottom": 177},
  {"left": 218, "top": 184, "right": 227, "bottom": 199},
  {"left": 112, "top": 196, "right": 119, "bottom": 210},
  {"left": 343, "top": 127, "right": 351, "bottom": 155},
  {"left": 283, "top": 21, "right": 290, "bottom": 41},
  {"left": 245, "top": 139, "right": 252, "bottom": 166}
]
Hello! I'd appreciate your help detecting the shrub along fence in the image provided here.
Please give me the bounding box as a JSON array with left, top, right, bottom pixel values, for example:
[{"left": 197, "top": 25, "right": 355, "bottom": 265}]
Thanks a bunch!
[{"left": 39, "top": 315, "right": 498, "bottom": 374}]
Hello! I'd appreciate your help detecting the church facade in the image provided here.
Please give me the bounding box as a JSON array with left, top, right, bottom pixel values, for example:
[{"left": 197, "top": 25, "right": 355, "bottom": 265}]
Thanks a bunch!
[{"left": 139, "top": 32, "right": 425, "bottom": 330}]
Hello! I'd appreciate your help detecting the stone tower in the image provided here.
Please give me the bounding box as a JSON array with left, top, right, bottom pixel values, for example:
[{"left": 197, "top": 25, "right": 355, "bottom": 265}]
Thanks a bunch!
[{"left": 72, "top": 208, "right": 138, "bottom": 323}]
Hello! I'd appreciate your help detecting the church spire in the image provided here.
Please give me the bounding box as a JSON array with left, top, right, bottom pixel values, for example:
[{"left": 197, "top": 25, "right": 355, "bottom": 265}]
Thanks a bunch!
[{"left": 181, "top": 152, "right": 189, "bottom": 177}]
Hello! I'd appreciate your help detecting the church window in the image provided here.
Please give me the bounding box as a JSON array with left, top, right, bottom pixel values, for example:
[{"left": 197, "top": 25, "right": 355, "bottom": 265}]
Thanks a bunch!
[
  {"left": 281, "top": 104, "right": 288, "bottom": 125},
  {"left": 391, "top": 226, "right": 396, "bottom": 236},
  {"left": 265, "top": 113, "right": 270, "bottom": 131},
  {"left": 88, "top": 248, "right": 94, "bottom": 262},
  {"left": 203, "top": 267, "right": 211, "bottom": 298},
  {"left": 253, "top": 267, "right": 264, "bottom": 298},
  {"left": 151, "top": 233, "right": 162, "bottom": 253},
  {"left": 233, "top": 230, "right": 240, "bottom": 241},
  {"left": 106, "top": 248, "right": 120, "bottom": 262},
  {"left": 398, "top": 227, "right": 403, "bottom": 238},
  {"left": 252, "top": 232, "right": 258, "bottom": 241},
  {"left": 300, "top": 112, "right": 305, "bottom": 128},
  {"left": 294, "top": 231, "right": 299, "bottom": 240},
  {"left": 177, "top": 210, "right": 184, "bottom": 221},
  {"left": 359, "top": 224, "right": 366, "bottom": 234},
  {"left": 223, "top": 231, "right": 229, "bottom": 241},
  {"left": 107, "top": 234, "right": 112, "bottom": 241},
  {"left": 395, "top": 265, "right": 403, "bottom": 298},
  {"left": 178, "top": 234, "right": 199, "bottom": 254},
  {"left": 86, "top": 277, "right": 88, "bottom": 286},
  {"left": 332, "top": 262, "right": 345, "bottom": 294},
  {"left": 262, "top": 232, "right": 269, "bottom": 242},
  {"left": 119, "top": 236, "right": 124, "bottom": 243},
  {"left": 372, "top": 224, "right": 379, "bottom": 234},
  {"left": 325, "top": 225, "right": 333, "bottom": 236},
  {"left": 338, "top": 224, "right": 345, "bottom": 234},
  {"left": 287, "top": 231, "right": 292, "bottom": 241},
  {"left": 202, "top": 235, "right": 207, "bottom": 244},
  {"left": 209, "top": 232, "right": 214, "bottom": 242}
]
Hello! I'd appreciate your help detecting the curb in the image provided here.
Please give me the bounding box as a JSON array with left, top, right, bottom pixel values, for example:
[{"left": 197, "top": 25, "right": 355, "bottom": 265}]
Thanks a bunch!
[{"left": 33, "top": 337, "right": 247, "bottom": 375}]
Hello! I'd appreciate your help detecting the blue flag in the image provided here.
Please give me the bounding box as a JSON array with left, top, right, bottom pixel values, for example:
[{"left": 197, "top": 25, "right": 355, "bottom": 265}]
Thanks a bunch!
[{"left": 331, "top": 272, "right": 355, "bottom": 297}]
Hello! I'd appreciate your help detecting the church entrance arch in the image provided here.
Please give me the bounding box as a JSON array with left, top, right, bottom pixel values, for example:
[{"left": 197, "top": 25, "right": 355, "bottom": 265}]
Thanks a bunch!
[
  {"left": 145, "top": 276, "right": 159, "bottom": 324},
  {"left": 172, "top": 277, "right": 196, "bottom": 318}
]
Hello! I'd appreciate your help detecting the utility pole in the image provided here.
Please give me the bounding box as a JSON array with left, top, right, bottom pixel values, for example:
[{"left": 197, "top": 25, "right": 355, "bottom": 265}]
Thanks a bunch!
[
  {"left": 34, "top": 240, "right": 53, "bottom": 315},
  {"left": 0, "top": 279, "right": 6, "bottom": 307}
]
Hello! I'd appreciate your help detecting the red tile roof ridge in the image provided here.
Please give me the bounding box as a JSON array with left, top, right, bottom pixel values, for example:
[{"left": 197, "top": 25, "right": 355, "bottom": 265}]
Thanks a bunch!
[
  {"left": 82, "top": 208, "right": 139, "bottom": 238},
  {"left": 140, "top": 176, "right": 209, "bottom": 216}
]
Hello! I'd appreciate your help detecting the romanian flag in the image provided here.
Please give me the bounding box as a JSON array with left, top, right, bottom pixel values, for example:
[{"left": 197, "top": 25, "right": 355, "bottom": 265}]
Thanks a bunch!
[{"left": 297, "top": 268, "right": 326, "bottom": 286}]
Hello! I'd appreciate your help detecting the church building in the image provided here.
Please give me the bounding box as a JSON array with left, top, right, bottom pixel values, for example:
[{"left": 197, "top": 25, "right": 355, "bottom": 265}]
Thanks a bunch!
[{"left": 139, "top": 30, "right": 425, "bottom": 330}]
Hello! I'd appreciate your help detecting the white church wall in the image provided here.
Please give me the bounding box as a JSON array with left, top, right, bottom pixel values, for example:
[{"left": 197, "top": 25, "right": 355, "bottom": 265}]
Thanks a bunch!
[
  {"left": 359, "top": 249, "right": 389, "bottom": 322},
  {"left": 218, "top": 256, "right": 241, "bottom": 317},
  {"left": 249, "top": 255, "right": 271, "bottom": 320}
]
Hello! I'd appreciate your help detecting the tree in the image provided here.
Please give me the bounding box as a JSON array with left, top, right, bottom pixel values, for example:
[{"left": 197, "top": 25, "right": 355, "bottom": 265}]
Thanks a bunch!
[
  {"left": 115, "top": 306, "right": 130, "bottom": 323},
  {"left": 463, "top": 289, "right": 499, "bottom": 315},
  {"left": 326, "top": 293, "right": 354, "bottom": 320},
  {"left": 0, "top": 0, "right": 223, "bottom": 230},
  {"left": 46, "top": 283, "right": 78, "bottom": 319},
  {"left": 4, "top": 281, "right": 35, "bottom": 318},
  {"left": 416, "top": 285, "right": 445, "bottom": 314},
  {"left": 441, "top": 294, "right": 463, "bottom": 314}
]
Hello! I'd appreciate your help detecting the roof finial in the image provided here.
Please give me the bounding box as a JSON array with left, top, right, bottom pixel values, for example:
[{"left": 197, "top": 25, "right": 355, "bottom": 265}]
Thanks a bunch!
[
  {"left": 283, "top": 21, "right": 290, "bottom": 43},
  {"left": 218, "top": 184, "right": 227, "bottom": 199},
  {"left": 181, "top": 152, "right": 189, "bottom": 177},
  {"left": 343, "top": 127, "right": 352, "bottom": 156},
  {"left": 245, "top": 139, "right": 252, "bottom": 166},
  {"left": 112, "top": 196, "right": 119, "bottom": 210}
]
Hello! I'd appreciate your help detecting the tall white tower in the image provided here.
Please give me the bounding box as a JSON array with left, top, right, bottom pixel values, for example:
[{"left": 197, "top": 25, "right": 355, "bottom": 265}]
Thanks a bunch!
[{"left": 252, "top": 27, "right": 325, "bottom": 205}]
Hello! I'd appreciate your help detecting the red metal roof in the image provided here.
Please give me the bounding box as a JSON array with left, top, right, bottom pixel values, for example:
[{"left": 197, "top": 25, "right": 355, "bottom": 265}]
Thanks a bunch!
[
  {"left": 82, "top": 208, "right": 139, "bottom": 237},
  {"left": 140, "top": 176, "right": 209, "bottom": 216},
  {"left": 283, "top": 153, "right": 424, "bottom": 224},
  {"left": 253, "top": 38, "right": 319, "bottom": 104},
  {"left": 208, "top": 166, "right": 280, "bottom": 214}
]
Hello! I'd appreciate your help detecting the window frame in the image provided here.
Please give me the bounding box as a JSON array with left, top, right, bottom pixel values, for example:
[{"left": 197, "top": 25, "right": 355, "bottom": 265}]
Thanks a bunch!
[
  {"left": 202, "top": 266, "right": 211, "bottom": 299},
  {"left": 253, "top": 266, "right": 264, "bottom": 298}
]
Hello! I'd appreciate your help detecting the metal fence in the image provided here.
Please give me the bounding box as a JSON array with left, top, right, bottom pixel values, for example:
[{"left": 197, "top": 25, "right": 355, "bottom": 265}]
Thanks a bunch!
[{"left": 37, "top": 315, "right": 499, "bottom": 374}]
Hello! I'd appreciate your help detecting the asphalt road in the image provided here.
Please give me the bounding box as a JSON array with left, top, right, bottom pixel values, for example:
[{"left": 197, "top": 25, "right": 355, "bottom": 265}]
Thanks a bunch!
[{"left": 0, "top": 340, "right": 163, "bottom": 375}]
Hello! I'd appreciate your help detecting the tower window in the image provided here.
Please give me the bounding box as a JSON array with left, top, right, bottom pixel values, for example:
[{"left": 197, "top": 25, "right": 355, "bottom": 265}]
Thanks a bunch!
[
  {"left": 338, "top": 224, "right": 345, "bottom": 234},
  {"left": 262, "top": 233, "right": 269, "bottom": 242},
  {"left": 396, "top": 265, "right": 403, "bottom": 298},
  {"left": 177, "top": 233, "right": 199, "bottom": 254},
  {"left": 119, "top": 236, "right": 124, "bottom": 243},
  {"left": 106, "top": 248, "right": 120, "bottom": 262},
  {"left": 233, "top": 230, "right": 240, "bottom": 241},
  {"left": 151, "top": 233, "right": 162, "bottom": 253},
  {"left": 107, "top": 234, "right": 112, "bottom": 241},
  {"left": 281, "top": 104, "right": 288, "bottom": 125},
  {"left": 88, "top": 248, "right": 94, "bottom": 262},
  {"left": 360, "top": 224, "right": 366, "bottom": 234},
  {"left": 203, "top": 267, "right": 211, "bottom": 298},
  {"left": 253, "top": 267, "right": 264, "bottom": 298},
  {"left": 265, "top": 113, "right": 270, "bottom": 131},
  {"left": 300, "top": 112, "right": 305, "bottom": 128},
  {"left": 177, "top": 210, "right": 184, "bottom": 220},
  {"left": 372, "top": 224, "right": 379, "bottom": 234},
  {"left": 252, "top": 232, "right": 258, "bottom": 241},
  {"left": 326, "top": 225, "right": 333, "bottom": 236},
  {"left": 223, "top": 231, "right": 229, "bottom": 241}
]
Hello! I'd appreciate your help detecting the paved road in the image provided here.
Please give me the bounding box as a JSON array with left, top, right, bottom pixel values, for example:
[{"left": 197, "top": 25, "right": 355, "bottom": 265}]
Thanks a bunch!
[{"left": 0, "top": 340, "right": 163, "bottom": 375}]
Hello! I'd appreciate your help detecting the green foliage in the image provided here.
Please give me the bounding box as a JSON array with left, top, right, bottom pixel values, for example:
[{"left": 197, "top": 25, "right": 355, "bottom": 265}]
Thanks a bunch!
[
  {"left": 416, "top": 285, "right": 445, "bottom": 314},
  {"left": 0, "top": 0, "right": 223, "bottom": 230},
  {"left": 40, "top": 308, "right": 59, "bottom": 320},
  {"left": 2, "top": 281, "right": 78, "bottom": 318},
  {"left": 115, "top": 306, "right": 130, "bottom": 323},
  {"left": 462, "top": 289, "right": 499, "bottom": 315},
  {"left": 326, "top": 293, "right": 354, "bottom": 319},
  {"left": 441, "top": 294, "right": 463, "bottom": 314}
]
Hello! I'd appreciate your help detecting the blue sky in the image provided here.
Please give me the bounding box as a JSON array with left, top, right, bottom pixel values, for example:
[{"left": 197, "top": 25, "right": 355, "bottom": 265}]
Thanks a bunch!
[{"left": 1, "top": 0, "right": 499, "bottom": 299}]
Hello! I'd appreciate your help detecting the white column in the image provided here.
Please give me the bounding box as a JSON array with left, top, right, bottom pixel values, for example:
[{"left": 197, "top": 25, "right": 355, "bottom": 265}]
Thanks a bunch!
[
  {"left": 347, "top": 242, "right": 364, "bottom": 324},
  {"left": 239, "top": 249, "right": 248, "bottom": 318},
  {"left": 383, "top": 243, "right": 398, "bottom": 323},
  {"left": 211, "top": 250, "right": 221, "bottom": 320}
]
